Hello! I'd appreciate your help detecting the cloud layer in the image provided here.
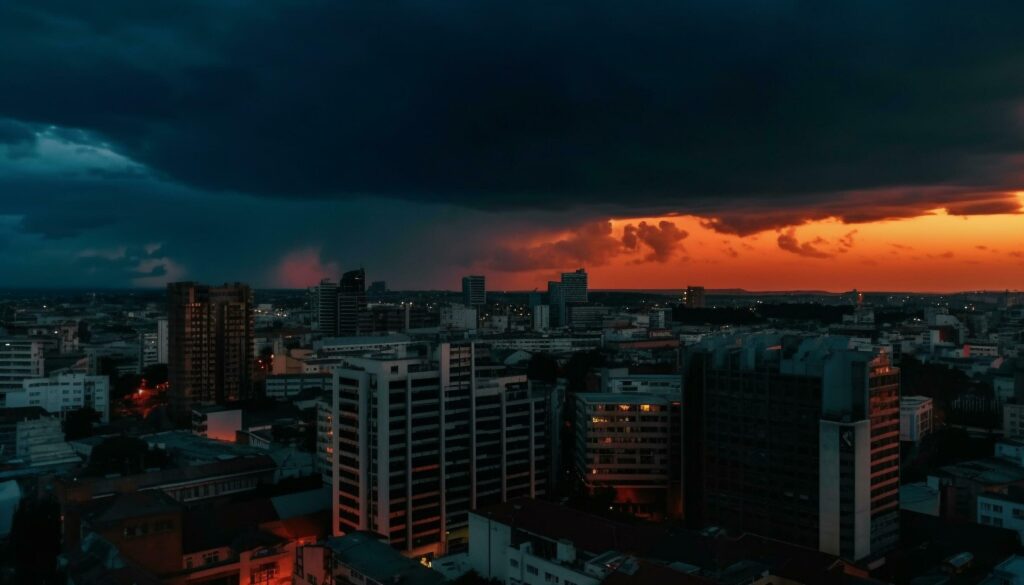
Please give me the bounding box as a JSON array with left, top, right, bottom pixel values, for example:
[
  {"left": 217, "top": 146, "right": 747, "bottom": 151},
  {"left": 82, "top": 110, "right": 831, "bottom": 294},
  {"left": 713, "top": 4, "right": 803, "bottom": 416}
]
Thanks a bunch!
[{"left": 1, "top": 1, "right": 1024, "bottom": 286}]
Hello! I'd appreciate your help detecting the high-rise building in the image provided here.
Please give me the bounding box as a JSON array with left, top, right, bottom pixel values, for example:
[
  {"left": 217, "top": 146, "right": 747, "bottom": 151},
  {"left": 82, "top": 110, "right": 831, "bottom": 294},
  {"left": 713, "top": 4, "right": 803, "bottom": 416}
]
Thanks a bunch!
[
  {"left": 310, "top": 278, "right": 339, "bottom": 334},
  {"left": 682, "top": 333, "right": 900, "bottom": 561},
  {"left": 548, "top": 269, "right": 588, "bottom": 327},
  {"left": 338, "top": 269, "right": 369, "bottom": 336},
  {"left": 167, "top": 282, "right": 254, "bottom": 419},
  {"left": 575, "top": 392, "right": 681, "bottom": 519},
  {"left": 532, "top": 305, "right": 550, "bottom": 331},
  {"left": 331, "top": 342, "right": 550, "bottom": 557},
  {"left": 461, "top": 275, "right": 486, "bottom": 307},
  {"left": 681, "top": 285, "right": 706, "bottom": 308}
]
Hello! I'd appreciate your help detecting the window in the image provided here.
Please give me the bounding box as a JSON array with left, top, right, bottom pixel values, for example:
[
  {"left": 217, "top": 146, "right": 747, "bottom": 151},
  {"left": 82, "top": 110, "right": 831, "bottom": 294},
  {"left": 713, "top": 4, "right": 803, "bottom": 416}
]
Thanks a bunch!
[
  {"left": 510, "top": 559, "right": 520, "bottom": 568},
  {"left": 250, "top": 562, "right": 279, "bottom": 584},
  {"left": 526, "top": 565, "right": 539, "bottom": 576}
]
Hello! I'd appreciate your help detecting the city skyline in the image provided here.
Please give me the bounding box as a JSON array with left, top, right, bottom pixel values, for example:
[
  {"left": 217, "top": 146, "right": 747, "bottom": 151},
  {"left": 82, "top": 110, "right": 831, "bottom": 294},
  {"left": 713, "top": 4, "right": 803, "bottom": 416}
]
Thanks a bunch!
[{"left": 2, "top": 3, "right": 1024, "bottom": 291}]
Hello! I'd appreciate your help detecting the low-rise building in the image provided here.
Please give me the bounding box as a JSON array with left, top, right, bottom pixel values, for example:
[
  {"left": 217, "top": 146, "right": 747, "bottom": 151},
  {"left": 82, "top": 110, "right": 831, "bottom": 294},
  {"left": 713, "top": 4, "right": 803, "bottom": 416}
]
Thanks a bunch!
[
  {"left": 4, "top": 372, "right": 110, "bottom": 423},
  {"left": 192, "top": 406, "right": 243, "bottom": 442}
]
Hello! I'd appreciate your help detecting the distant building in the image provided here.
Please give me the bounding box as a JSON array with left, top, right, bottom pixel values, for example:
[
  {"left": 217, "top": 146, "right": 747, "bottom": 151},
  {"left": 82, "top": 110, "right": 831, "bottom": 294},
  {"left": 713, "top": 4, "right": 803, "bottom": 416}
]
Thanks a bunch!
[
  {"left": 683, "top": 333, "right": 901, "bottom": 561},
  {"left": 440, "top": 304, "right": 478, "bottom": 331},
  {"left": 0, "top": 338, "right": 45, "bottom": 400},
  {"left": 167, "top": 282, "right": 255, "bottom": 419},
  {"left": 338, "top": 269, "right": 369, "bottom": 336},
  {"left": 462, "top": 275, "right": 486, "bottom": 307},
  {"left": 532, "top": 305, "right": 550, "bottom": 331},
  {"left": 265, "top": 372, "right": 330, "bottom": 400},
  {"left": 548, "top": 269, "right": 588, "bottom": 327},
  {"left": 901, "top": 395, "right": 934, "bottom": 443},
  {"left": 310, "top": 278, "right": 339, "bottom": 334},
  {"left": 567, "top": 304, "right": 609, "bottom": 330},
  {"left": 681, "top": 285, "right": 706, "bottom": 308},
  {"left": 5, "top": 372, "right": 110, "bottom": 423}
]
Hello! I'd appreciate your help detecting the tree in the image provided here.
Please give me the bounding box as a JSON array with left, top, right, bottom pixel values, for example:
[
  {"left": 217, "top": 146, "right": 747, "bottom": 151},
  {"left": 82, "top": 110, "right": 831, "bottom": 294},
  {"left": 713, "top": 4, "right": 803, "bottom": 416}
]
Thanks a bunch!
[
  {"left": 10, "top": 495, "right": 62, "bottom": 585},
  {"left": 526, "top": 352, "right": 558, "bottom": 383},
  {"left": 63, "top": 407, "right": 100, "bottom": 440},
  {"left": 87, "top": 436, "right": 168, "bottom": 476}
]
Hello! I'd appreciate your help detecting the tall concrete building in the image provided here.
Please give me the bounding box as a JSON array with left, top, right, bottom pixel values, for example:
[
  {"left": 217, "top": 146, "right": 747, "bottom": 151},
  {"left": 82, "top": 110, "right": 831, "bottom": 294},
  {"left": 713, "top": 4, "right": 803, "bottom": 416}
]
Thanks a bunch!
[
  {"left": 167, "top": 282, "right": 254, "bottom": 419},
  {"left": 683, "top": 333, "right": 900, "bottom": 562},
  {"left": 338, "top": 269, "right": 369, "bottom": 336},
  {"left": 461, "top": 275, "right": 486, "bottom": 307},
  {"left": 548, "top": 268, "right": 588, "bottom": 327},
  {"left": 575, "top": 392, "right": 681, "bottom": 519},
  {"left": 310, "top": 278, "right": 339, "bottom": 334},
  {"left": 330, "top": 342, "right": 551, "bottom": 557}
]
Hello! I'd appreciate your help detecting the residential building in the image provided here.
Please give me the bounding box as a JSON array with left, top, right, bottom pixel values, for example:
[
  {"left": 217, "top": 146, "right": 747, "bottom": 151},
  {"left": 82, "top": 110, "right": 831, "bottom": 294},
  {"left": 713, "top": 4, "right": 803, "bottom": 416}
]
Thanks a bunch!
[
  {"left": 683, "top": 333, "right": 901, "bottom": 561},
  {"left": 4, "top": 372, "right": 110, "bottom": 422},
  {"left": 0, "top": 337, "right": 45, "bottom": 400},
  {"left": 575, "top": 392, "right": 681, "bottom": 519},
  {"left": 167, "top": 282, "right": 255, "bottom": 419},
  {"left": 331, "top": 343, "right": 550, "bottom": 557},
  {"left": 462, "top": 275, "right": 486, "bottom": 307},
  {"left": 901, "top": 395, "right": 934, "bottom": 443},
  {"left": 978, "top": 488, "right": 1024, "bottom": 542}
]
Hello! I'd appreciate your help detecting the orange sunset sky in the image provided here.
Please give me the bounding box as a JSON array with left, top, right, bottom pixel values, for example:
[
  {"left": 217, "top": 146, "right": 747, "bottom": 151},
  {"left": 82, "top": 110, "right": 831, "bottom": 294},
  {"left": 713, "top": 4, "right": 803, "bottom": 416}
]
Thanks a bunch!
[{"left": 476, "top": 195, "right": 1024, "bottom": 293}]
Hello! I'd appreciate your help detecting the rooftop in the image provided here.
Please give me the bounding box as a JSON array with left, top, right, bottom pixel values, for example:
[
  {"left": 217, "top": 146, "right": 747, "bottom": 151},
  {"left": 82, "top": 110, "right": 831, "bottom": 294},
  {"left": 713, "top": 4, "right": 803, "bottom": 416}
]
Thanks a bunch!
[{"left": 325, "top": 532, "right": 445, "bottom": 585}]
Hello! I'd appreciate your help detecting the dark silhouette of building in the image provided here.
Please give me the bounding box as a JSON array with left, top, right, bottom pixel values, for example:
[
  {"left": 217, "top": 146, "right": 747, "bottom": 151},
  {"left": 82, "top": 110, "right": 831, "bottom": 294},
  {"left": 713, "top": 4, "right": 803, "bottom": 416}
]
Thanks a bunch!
[
  {"left": 461, "top": 275, "right": 486, "bottom": 307},
  {"left": 167, "top": 282, "right": 254, "bottom": 419},
  {"left": 337, "top": 269, "right": 369, "bottom": 336},
  {"left": 683, "top": 333, "right": 900, "bottom": 562}
]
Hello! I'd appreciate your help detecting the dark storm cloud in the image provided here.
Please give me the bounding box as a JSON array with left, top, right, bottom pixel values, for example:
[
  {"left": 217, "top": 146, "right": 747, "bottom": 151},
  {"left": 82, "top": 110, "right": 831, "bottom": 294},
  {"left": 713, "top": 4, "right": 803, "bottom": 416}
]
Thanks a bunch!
[{"left": 1, "top": 0, "right": 1024, "bottom": 228}]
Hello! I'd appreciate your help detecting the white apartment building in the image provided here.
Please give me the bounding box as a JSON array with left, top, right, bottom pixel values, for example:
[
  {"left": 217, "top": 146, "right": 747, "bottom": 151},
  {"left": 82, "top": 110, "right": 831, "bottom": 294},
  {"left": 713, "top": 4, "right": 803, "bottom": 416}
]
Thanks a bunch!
[
  {"left": 5, "top": 373, "right": 110, "bottom": 422},
  {"left": 900, "top": 395, "right": 934, "bottom": 443},
  {"left": 331, "top": 343, "right": 551, "bottom": 557},
  {"left": 978, "top": 491, "right": 1024, "bottom": 542}
]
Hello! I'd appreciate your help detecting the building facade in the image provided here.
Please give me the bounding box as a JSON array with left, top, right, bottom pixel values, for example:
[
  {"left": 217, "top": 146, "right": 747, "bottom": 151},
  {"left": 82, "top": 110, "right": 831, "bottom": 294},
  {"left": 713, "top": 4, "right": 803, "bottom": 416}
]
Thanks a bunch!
[
  {"left": 0, "top": 338, "right": 45, "bottom": 401},
  {"left": 462, "top": 275, "right": 486, "bottom": 307},
  {"left": 5, "top": 372, "right": 110, "bottom": 422},
  {"left": 684, "top": 333, "right": 900, "bottom": 561},
  {"left": 167, "top": 282, "right": 255, "bottom": 419},
  {"left": 331, "top": 343, "right": 550, "bottom": 557}
]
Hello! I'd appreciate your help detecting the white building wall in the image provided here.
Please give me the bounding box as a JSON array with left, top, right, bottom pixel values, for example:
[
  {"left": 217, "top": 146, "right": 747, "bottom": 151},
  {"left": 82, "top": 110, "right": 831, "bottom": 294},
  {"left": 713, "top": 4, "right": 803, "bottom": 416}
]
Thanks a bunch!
[{"left": 5, "top": 373, "right": 110, "bottom": 422}]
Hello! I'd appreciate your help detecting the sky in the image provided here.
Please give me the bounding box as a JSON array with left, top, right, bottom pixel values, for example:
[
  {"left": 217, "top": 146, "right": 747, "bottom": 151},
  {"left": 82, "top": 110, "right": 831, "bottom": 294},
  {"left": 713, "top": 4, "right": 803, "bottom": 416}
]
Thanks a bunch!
[{"left": 1, "top": 1, "right": 1023, "bottom": 292}]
